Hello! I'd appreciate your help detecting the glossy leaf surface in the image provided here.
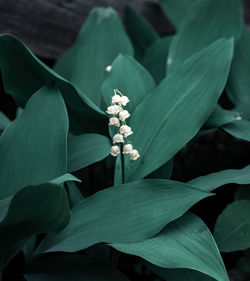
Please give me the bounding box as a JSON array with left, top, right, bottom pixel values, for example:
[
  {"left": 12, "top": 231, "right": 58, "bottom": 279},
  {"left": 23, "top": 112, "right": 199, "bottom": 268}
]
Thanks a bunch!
[
  {"left": 36, "top": 179, "right": 211, "bottom": 253},
  {"left": 0, "top": 83, "right": 68, "bottom": 199},
  {"left": 124, "top": 39, "right": 233, "bottom": 181}
]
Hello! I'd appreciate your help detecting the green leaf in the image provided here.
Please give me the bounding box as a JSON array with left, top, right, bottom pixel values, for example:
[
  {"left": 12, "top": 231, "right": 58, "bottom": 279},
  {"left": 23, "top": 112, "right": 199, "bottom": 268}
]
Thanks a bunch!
[
  {"left": 227, "top": 27, "right": 250, "bottom": 113},
  {"left": 0, "top": 34, "right": 107, "bottom": 134},
  {"left": 112, "top": 212, "right": 229, "bottom": 281},
  {"left": 167, "top": 0, "right": 243, "bottom": 74},
  {"left": 204, "top": 105, "right": 241, "bottom": 129},
  {"left": 0, "top": 174, "right": 79, "bottom": 223},
  {"left": 25, "top": 254, "right": 129, "bottom": 281},
  {"left": 0, "top": 111, "right": 10, "bottom": 131},
  {"left": 67, "top": 134, "right": 111, "bottom": 172},
  {"left": 50, "top": 174, "right": 81, "bottom": 185},
  {"left": 102, "top": 54, "right": 155, "bottom": 113},
  {"left": 223, "top": 119, "right": 250, "bottom": 142},
  {"left": 35, "top": 179, "right": 211, "bottom": 254},
  {"left": 67, "top": 182, "right": 84, "bottom": 208},
  {"left": 214, "top": 200, "right": 250, "bottom": 252},
  {"left": 150, "top": 266, "right": 214, "bottom": 281},
  {"left": 124, "top": 38, "right": 234, "bottom": 181},
  {"left": 0, "top": 197, "right": 11, "bottom": 223},
  {"left": 142, "top": 36, "right": 173, "bottom": 84},
  {"left": 0, "top": 183, "right": 70, "bottom": 273},
  {"left": 158, "top": 0, "right": 197, "bottom": 29},
  {"left": 188, "top": 165, "right": 250, "bottom": 192},
  {"left": 123, "top": 5, "right": 158, "bottom": 59},
  {"left": 0, "top": 83, "right": 68, "bottom": 199},
  {"left": 54, "top": 7, "right": 133, "bottom": 107}
]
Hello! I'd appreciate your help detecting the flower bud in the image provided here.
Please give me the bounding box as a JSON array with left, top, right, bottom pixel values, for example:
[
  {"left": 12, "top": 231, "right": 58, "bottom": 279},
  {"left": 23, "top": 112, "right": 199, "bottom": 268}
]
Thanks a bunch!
[
  {"left": 108, "top": 117, "right": 120, "bottom": 127},
  {"left": 130, "top": 149, "right": 140, "bottom": 160},
  {"left": 113, "top": 133, "right": 124, "bottom": 143},
  {"left": 105, "top": 65, "right": 112, "bottom": 72},
  {"left": 112, "top": 94, "right": 121, "bottom": 104},
  {"left": 119, "top": 96, "right": 129, "bottom": 106},
  {"left": 120, "top": 125, "right": 133, "bottom": 137},
  {"left": 106, "top": 105, "right": 121, "bottom": 115},
  {"left": 119, "top": 110, "right": 130, "bottom": 121},
  {"left": 110, "top": 145, "right": 120, "bottom": 156},
  {"left": 123, "top": 144, "right": 133, "bottom": 154}
]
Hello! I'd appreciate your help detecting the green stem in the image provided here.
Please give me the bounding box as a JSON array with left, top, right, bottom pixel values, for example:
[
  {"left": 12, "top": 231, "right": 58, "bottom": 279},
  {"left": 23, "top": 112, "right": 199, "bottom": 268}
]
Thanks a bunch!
[{"left": 121, "top": 146, "right": 125, "bottom": 184}]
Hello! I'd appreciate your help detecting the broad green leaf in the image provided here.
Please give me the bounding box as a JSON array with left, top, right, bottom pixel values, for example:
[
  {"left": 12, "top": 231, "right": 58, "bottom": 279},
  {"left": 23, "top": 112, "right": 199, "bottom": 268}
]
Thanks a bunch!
[
  {"left": 25, "top": 254, "right": 129, "bottom": 281},
  {"left": 123, "top": 5, "right": 158, "bottom": 59},
  {"left": 0, "top": 197, "right": 11, "bottom": 223},
  {"left": 124, "top": 38, "right": 234, "bottom": 181},
  {"left": 158, "top": 0, "right": 197, "bottom": 29},
  {"left": 50, "top": 174, "right": 81, "bottom": 185},
  {"left": 67, "top": 134, "right": 111, "bottom": 172},
  {"left": 204, "top": 105, "right": 241, "bottom": 129},
  {"left": 102, "top": 54, "right": 155, "bottom": 113},
  {"left": 0, "top": 34, "right": 107, "bottom": 134},
  {"left": 112, "top": 213, "right": 228, "bottom": 281},
  {"left": 167, "top": 0, "right": 243, "bottom": 73},
  {"left": 0, "top": 111, "right": 10, "bottom": 131},
  {"left": 214, "top": 200, "right": 250, "bottom": 252},
  {"left": 150, "top": 266, "right": 214, "bottom": 281},
  {"left": 188, "top": 165, "right": 250, "bottom": 192},
  {"left": 0, "top": 174, "right": 79, "bottom": 223},
  {"left": 67, "top": 182, "right": 84, "bottom": 208},
  {"left": 227, "top": 27, "right": 250, "bottom": 113},
  {"left": 0, "top": 183, "right": 70, "bottom": 273},
  {"left": 142, "top": 36, "right": 173, "bottom": 84},
  {"left": 35, "top": 179, "right": 211, "bottom": 254},
  {"left": 54, "top": 7, "right": 133, "bottom": 107},
  {"left": 0, "top": 83, "right": 68, "bottom": 199},
  {"left": 223, "top": 119, "right": 250, "bottom": 142},
  {"left": 234, "top": 186, "right": 250, "bottom": 201}
]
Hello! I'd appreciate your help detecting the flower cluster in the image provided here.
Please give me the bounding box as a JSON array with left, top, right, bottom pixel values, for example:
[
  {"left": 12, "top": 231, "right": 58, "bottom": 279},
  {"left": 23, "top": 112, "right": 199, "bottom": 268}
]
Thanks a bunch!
[{"left": 107, "top": 89, "right": 140, "bottom": 160}]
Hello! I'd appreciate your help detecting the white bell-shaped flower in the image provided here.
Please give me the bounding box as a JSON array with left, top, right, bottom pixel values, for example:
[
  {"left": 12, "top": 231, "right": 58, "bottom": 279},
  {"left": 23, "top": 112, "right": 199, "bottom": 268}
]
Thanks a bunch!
[
  {"left": 119, "top": 110, "right": 130, "bottom": 121},
  {"left": 112, "top": 94, "right": 121, "bottom": 104},
  {"left": 113, "top": 133, "right": 124, "bottom": 143},
  {"left": 106, "top": 105, "right": 121, "bottom": 115},
  {"left": 120, "top": 125, "right": 133, "bottom": 137},
  {"left": 105, "top": 65, "right": 112, "bottom": 72},
  {"left": 130, "top": 149, "right": 140, "bottom": 160},
  {"left": 110, "top": 145, "right": 120, "bottom": 156},
  {"left": 108, "top": 117, "right": 120, "bottom": 127},
  {"left": 123, "top": 143, "right": 133, "bottom": 154},
  {"left": 119, "top": 96, "right": 129, "bottom": 106}
]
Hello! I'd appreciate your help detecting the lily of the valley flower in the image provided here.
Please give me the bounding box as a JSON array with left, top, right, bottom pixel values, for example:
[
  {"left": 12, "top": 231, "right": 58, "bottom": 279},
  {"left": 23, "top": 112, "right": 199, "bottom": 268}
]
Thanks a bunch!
[
  {"left": 113, "top": 133, "right": 124, "bottom": 143},
  {"left": 119, "top": 110, "right": 130, "bottom": 121},
  {"left": 108, "top": 117, "right": 120, "bottom": 127},
  {"left": 107, "top": 89, "right": 139, "bottom": 160},
  {"left": 119, "top": 96, "right": 129, "bottom": 106},
  {"left": 111, "top": 145, "right": 120, "bottom": 156},
  {"left": 112, "top": 94, "right": 121, "bottom": 104},
  {"left": 123, "top": 144, "right": 133, "bottom": 154},
  {"left": 106, "top": 105, "right": 121, "bottom": 115},
  {"left": 130, "top": 149, "right": 140, "bottom": 160},
  {"left": 105, "top": 65, "right": 112, "bottom": 72},
  {"left": 120, "top": 125, "right": 133, "bottom": 137}
]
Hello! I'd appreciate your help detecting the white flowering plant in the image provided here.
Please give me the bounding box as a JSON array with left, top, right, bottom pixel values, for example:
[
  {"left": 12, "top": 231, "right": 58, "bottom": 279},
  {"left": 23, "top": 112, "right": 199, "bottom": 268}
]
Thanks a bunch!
[{"left": 0, "top": 0, "right": 250, "bottom": 280}]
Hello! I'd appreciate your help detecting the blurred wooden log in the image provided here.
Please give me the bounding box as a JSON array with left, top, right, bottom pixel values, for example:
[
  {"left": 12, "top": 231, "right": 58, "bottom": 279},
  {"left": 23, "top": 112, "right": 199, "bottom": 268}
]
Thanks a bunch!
[
  {"left": 0, "top": 0, "right": 249, "bottom": 60},
  {"left": 0, "top": 0, "right": 173, "bottom": 59}
]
